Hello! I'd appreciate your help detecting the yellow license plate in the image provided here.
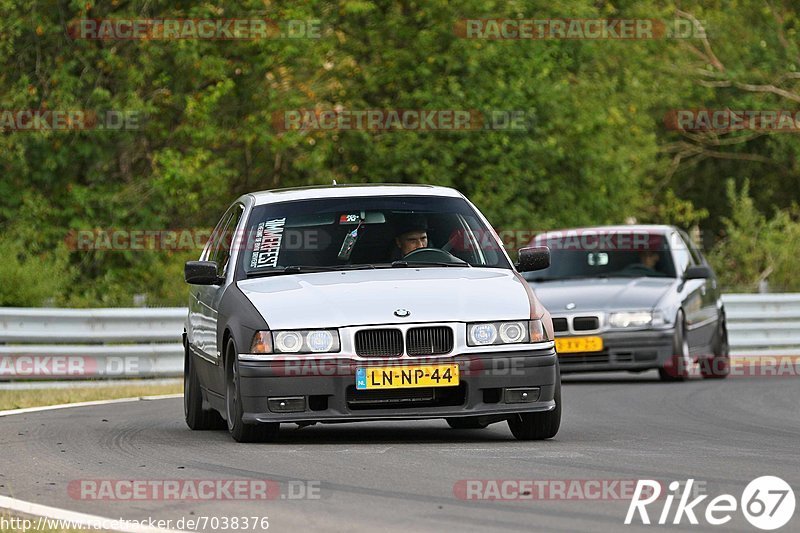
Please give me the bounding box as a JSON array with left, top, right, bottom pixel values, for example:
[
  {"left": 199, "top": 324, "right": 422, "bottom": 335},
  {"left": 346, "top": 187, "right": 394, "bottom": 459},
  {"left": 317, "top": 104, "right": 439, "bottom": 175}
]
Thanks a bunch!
[
  {"left": 555, "top": 336, "right": 604, "bottom": 354},
  {"left": 356, "top": 364, "right": 459, "bottom": 390}
]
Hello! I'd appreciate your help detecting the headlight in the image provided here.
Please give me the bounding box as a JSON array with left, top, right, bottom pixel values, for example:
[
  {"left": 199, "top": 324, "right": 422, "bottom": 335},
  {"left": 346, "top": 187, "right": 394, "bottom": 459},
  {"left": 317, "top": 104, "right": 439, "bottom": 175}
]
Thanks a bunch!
[
  {"left": 469, "top": 323, "right": 497, "bottom": 345},
  {"left": 468, "top": 320, "right": 548, "bottom": 346},
  {"left": 608, "top": 311, "right": 653, "bottom": 328},
  {"left": 249, "top": 329, "right": 340, "bottom": 354}
]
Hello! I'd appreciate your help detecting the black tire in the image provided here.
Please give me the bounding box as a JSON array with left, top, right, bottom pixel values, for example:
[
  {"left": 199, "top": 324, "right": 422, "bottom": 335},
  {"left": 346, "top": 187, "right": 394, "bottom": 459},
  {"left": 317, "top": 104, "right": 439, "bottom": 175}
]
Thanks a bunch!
[
  {"left": 184, "top": 342, "right": 226, "bottom": 430},
  {"left": 659, "top": 311, "right": 690, "bottom": 382},
  {"left": 507, "top": 375, "right": 561, "bottom": 441},
  {"left": 446, "top": 417, "right": 489, "bottom": 429},
  {"left": 225, "top": 339, "right": 280, "bottom": 443},
  {"left": 701, "top": 318, "right": 730, "bottom": 379}
]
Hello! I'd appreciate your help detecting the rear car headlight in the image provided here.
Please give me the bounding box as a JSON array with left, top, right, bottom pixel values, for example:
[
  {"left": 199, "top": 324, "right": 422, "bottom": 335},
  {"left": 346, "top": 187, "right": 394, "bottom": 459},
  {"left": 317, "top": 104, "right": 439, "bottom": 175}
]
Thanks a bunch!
[
  {"left": 608, "top": 311, "right": 653, "bottom": 328},
  {"left": 468, "top": 320, "right": 548, "bottom": 346},
  {"left": 249, "top": 329, "right": 340, "bottom": 354}
]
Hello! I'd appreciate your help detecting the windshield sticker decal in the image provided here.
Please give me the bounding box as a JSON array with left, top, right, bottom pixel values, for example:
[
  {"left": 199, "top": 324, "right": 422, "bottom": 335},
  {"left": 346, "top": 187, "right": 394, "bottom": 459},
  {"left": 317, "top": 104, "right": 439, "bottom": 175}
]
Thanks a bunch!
[{"left": 250, "top": 217, "right": 286, "bottom": 268}]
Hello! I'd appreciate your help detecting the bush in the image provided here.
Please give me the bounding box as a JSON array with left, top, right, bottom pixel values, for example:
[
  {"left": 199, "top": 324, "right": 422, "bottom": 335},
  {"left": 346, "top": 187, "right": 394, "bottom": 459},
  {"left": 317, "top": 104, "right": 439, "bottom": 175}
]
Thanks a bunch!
[
  {"left": 0, "top": 232, "right": 74, "bottom": 306},
  {"left": 708, "top": 180, "right": 800, "bottom": 293}
]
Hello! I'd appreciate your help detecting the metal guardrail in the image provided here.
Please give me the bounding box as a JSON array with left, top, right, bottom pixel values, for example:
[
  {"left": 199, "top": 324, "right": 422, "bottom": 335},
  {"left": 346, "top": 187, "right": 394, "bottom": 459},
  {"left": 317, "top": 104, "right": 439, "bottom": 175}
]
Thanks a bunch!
[
  {"left": 0, "top": 308, "right": 185, "bottom": 379},
  {"left": 0, "top": 294, "right": 797, "bottom": 380},
  {"left": 721, "top": 294, "right": 800, "bottom": 357}
]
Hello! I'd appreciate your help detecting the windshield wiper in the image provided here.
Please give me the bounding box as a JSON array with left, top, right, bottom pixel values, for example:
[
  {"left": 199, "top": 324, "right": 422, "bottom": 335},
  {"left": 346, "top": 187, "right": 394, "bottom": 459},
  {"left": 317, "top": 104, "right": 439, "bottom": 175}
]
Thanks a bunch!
[
  {"left": 529, "top": 274, "right": 608, "bottom": 282},
  {"left": 391, "top": 260, "right": 471, "bottom": 268},
  {"left": 246, "top": 264, "right": 381, "bottom": 278},
  {"left": 246, "top": 265, "right": 338, "bottom": 278}
]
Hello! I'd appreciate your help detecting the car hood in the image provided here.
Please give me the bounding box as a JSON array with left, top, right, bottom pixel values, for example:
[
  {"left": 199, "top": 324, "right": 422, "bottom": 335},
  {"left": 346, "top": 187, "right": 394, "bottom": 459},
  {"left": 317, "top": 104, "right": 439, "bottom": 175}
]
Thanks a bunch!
[
  {"left": 529, "top": 277, "right": 674, "bottom": 313},
  {"left": 237, "top": 268, "right": 532, "bottom": 329}
]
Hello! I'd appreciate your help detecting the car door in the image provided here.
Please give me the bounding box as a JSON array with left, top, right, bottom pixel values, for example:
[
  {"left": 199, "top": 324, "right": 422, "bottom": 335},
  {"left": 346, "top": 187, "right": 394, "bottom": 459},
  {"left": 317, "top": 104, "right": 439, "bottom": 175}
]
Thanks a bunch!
[
  {"left": 670, "top": 231, "right": 710, "bottom": 351},
  {"left": 189, "top": 204, "right": 244, "bottom": 365},
  {"left": 683, "top": 231, "right": 721, "bottom": 349}
]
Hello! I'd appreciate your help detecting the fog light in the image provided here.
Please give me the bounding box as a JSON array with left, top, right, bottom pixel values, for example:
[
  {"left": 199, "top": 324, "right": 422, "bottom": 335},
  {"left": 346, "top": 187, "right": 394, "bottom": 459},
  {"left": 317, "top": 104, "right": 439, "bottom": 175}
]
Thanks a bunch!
[
  {"left": 268, "top": 396, "right": 306, "bottom": 413},
  {"left": 504, "top": 387, "right": 540, "bottom": 403}
]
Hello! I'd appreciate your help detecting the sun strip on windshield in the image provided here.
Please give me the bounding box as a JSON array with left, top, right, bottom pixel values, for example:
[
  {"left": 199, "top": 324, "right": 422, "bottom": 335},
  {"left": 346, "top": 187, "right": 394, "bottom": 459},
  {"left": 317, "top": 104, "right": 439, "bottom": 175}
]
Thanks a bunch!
[{"left": 249, "top": 217, "right": 286, "bottom": 269}]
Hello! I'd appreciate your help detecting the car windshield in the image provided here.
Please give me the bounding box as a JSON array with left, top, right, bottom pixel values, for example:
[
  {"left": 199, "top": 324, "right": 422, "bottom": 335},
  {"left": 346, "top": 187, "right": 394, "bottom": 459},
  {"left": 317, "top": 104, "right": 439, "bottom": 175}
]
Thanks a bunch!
[
  {"left": 239, "top": 195, "right": 511, "bottom": 276},
  {"left": 523, "top": 231, "right": 676, "bottom": 281}
]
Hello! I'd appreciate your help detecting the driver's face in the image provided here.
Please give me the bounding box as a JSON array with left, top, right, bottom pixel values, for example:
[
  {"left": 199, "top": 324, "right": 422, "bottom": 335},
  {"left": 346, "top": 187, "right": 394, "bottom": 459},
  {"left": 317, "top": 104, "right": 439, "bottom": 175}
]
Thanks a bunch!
[
  {"left": 396, "top": 230, "right": 428, "bottom": 256},
  {"left": 640, "top": 251, "right": 659, "bottom": 268}
]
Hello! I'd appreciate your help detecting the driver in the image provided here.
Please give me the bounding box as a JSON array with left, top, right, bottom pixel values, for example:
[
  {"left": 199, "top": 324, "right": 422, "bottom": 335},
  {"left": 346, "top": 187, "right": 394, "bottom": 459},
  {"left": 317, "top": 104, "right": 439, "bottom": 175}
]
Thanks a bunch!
[
  {"left": 630, "top": 250, "right": 661, "bottom": 273},
  {"left": 393, "top": 215, "right": 428, "bottom": 257}
]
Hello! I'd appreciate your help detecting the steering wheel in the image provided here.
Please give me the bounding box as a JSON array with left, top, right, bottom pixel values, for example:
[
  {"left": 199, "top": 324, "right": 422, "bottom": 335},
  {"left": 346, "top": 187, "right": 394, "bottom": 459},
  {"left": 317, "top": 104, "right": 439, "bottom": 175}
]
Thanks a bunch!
[
  {"left": 624, "top": 264, "right": 655, "bottom": 272},
  {"left": 402, "top": 247, "right": 466, "bottom": 264},
  {"left": 618, "top": 264, "right": 667, "bottom": 277}
]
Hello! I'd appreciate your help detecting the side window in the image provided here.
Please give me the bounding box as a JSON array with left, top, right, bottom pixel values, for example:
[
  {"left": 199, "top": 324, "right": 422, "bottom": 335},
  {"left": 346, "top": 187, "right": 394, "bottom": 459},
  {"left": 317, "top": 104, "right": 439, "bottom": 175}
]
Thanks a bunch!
[
  {"left": 200, "top": 211, "right": 232, "bottom": 262},
  {"left": 670, "top": 232, "right": 694, "bottom": 275},
  {"left": 681, "top": 231, "right": 704, "bottom": 265},
  {"left": 210, "top": 205, "right": 244, "bottom": 276}
]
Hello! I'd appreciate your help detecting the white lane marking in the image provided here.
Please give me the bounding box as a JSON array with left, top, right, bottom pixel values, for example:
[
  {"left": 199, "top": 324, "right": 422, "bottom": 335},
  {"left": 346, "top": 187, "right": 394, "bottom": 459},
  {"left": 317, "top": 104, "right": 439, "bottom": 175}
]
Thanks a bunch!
[
  {"left": 332, "top": 447, "right": 394, "bottom": 454},
  {"left": 0, "top": 394, "right": 181, "bottom": 418},
  {"left": 0, "top": 495, "right": 185, "bottom": 533}
]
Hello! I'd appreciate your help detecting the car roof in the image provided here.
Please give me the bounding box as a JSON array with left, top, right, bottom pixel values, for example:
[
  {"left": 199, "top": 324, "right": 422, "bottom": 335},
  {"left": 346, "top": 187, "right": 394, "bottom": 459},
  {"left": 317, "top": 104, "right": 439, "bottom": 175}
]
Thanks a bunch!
[
  {"left": 534, "top": 224, "right": 678, "bottom": 237},
  {"left": 246, "top": 184, "right": 463, "bottom": 206}
]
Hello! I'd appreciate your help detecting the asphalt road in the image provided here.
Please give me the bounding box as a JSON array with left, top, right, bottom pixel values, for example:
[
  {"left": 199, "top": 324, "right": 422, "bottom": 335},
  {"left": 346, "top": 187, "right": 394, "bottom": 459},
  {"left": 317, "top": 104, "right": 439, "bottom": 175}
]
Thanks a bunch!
[{"left": 1, "top": 372, "right": 798, "bottom": 533}]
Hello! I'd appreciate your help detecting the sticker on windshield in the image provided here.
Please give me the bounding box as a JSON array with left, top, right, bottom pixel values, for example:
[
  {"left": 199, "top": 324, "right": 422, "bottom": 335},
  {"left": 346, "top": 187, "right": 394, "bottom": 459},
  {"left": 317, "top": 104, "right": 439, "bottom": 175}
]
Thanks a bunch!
[
  {"left": 339, "top": 213, "right": 361, "bottom": 224},
  {"left": 250, "top": 218, "right": 286, "bottom": 269}
]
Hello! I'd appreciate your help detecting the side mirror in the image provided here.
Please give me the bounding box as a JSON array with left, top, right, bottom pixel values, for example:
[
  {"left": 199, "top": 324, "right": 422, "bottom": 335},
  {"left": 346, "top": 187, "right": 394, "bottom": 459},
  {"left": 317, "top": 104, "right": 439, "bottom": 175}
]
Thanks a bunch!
[
  {"left": 517, "top": 246, "right": 550, "bottom": 272},
  {"left": 185, "top": 261, "right": 223, "bottom": 285},
  {"left": 684, "top": 265, "right": 712, "bottom": 280}
]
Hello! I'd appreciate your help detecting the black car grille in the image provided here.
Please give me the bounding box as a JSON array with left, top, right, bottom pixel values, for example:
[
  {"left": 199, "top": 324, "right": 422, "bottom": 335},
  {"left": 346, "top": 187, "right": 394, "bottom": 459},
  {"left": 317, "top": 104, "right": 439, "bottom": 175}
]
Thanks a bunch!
[
  {"left": 573, "top": 316, "right": 600, "bottom": 331},
  {"left": 345, "top": 384, "right": 466, "bottom": 410},
  {"left": 346, "top": 387, "right": 435, "bottom": 405},
  {"left": 354, "top": 329, "right": 403, "bottom": 357},
  {"left": 552, "top": 318, "right": 569, "bottom": 333},
  {"left": 406, "top": 326, "right": 453, "bottom": 356},
  {"left": 558, "top": 352, "right": 610, "bottom": 365}
]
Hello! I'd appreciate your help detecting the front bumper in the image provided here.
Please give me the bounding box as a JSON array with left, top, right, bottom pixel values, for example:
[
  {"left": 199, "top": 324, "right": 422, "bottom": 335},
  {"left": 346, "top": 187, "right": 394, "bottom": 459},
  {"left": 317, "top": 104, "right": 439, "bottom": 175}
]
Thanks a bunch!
[
  {"left": 237, "top": 348, "right": 557, "bottom": 424},
  {"left": 557, "top": 329, "right": 674, "bottom": 373}
]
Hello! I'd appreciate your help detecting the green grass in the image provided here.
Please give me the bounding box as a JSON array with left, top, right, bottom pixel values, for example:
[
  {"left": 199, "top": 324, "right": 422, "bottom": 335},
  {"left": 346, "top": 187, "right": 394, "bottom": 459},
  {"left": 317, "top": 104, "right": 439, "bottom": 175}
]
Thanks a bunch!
[{"left": 0, "top": 382, "right": 182, "bottom": 411}]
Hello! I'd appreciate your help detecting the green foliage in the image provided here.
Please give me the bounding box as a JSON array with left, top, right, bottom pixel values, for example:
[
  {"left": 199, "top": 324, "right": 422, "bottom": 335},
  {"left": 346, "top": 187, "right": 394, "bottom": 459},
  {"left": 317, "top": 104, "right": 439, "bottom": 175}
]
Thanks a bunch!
[
  {"left": 708, "top": 180, "right": 800, "bottom": 292},
  {"left": 0, "top": 0, "right": 797, "bottom": 306},
  {"left": 0, "top": 229, "right": 74, "bottom": 307}
]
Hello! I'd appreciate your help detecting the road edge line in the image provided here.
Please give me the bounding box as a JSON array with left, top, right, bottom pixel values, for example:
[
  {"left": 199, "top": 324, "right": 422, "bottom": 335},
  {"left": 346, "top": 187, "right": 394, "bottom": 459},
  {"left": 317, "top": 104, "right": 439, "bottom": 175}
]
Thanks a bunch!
[{"left": 0, "top": 495, "right": 186, "bottom": 533}]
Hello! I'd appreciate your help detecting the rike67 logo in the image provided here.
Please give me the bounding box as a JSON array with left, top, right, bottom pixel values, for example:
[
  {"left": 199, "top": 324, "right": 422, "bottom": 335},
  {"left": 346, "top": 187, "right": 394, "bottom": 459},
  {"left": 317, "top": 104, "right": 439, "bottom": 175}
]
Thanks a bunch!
[{"left": 626, "top": 477, "right": 796, "bottom": 530}]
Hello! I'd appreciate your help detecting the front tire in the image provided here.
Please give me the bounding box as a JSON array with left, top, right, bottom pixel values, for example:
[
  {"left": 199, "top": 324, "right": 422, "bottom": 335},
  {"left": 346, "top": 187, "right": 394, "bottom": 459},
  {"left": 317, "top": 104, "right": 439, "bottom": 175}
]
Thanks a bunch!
[
  {"left": 184, "top": 341, "right": 225, "bottom": 430},
  {"left": 507, "top": 375, "right": 561, "bottom": 441},
  {"left": 701, "top": 318, "right": 730, "bottom": 379},
  {"left": 659, "top": 311, "right": 690, "bottom": 382},
  {"left": 225, "top": 338, "right": 280, "bottom": 443}
]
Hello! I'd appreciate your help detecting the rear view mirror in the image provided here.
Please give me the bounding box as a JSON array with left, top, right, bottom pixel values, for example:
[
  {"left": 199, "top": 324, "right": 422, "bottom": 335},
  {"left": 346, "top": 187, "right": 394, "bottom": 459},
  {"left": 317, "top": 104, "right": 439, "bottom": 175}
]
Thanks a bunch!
[
  {"left": 684, "top": 265, "right": 712, "bottom": 280},
  {"left": 517, "top": 246, "right": 551, "bottom": 272},
  {"left": 185, "top": 261, "right": 223, "bottom": 285}
]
